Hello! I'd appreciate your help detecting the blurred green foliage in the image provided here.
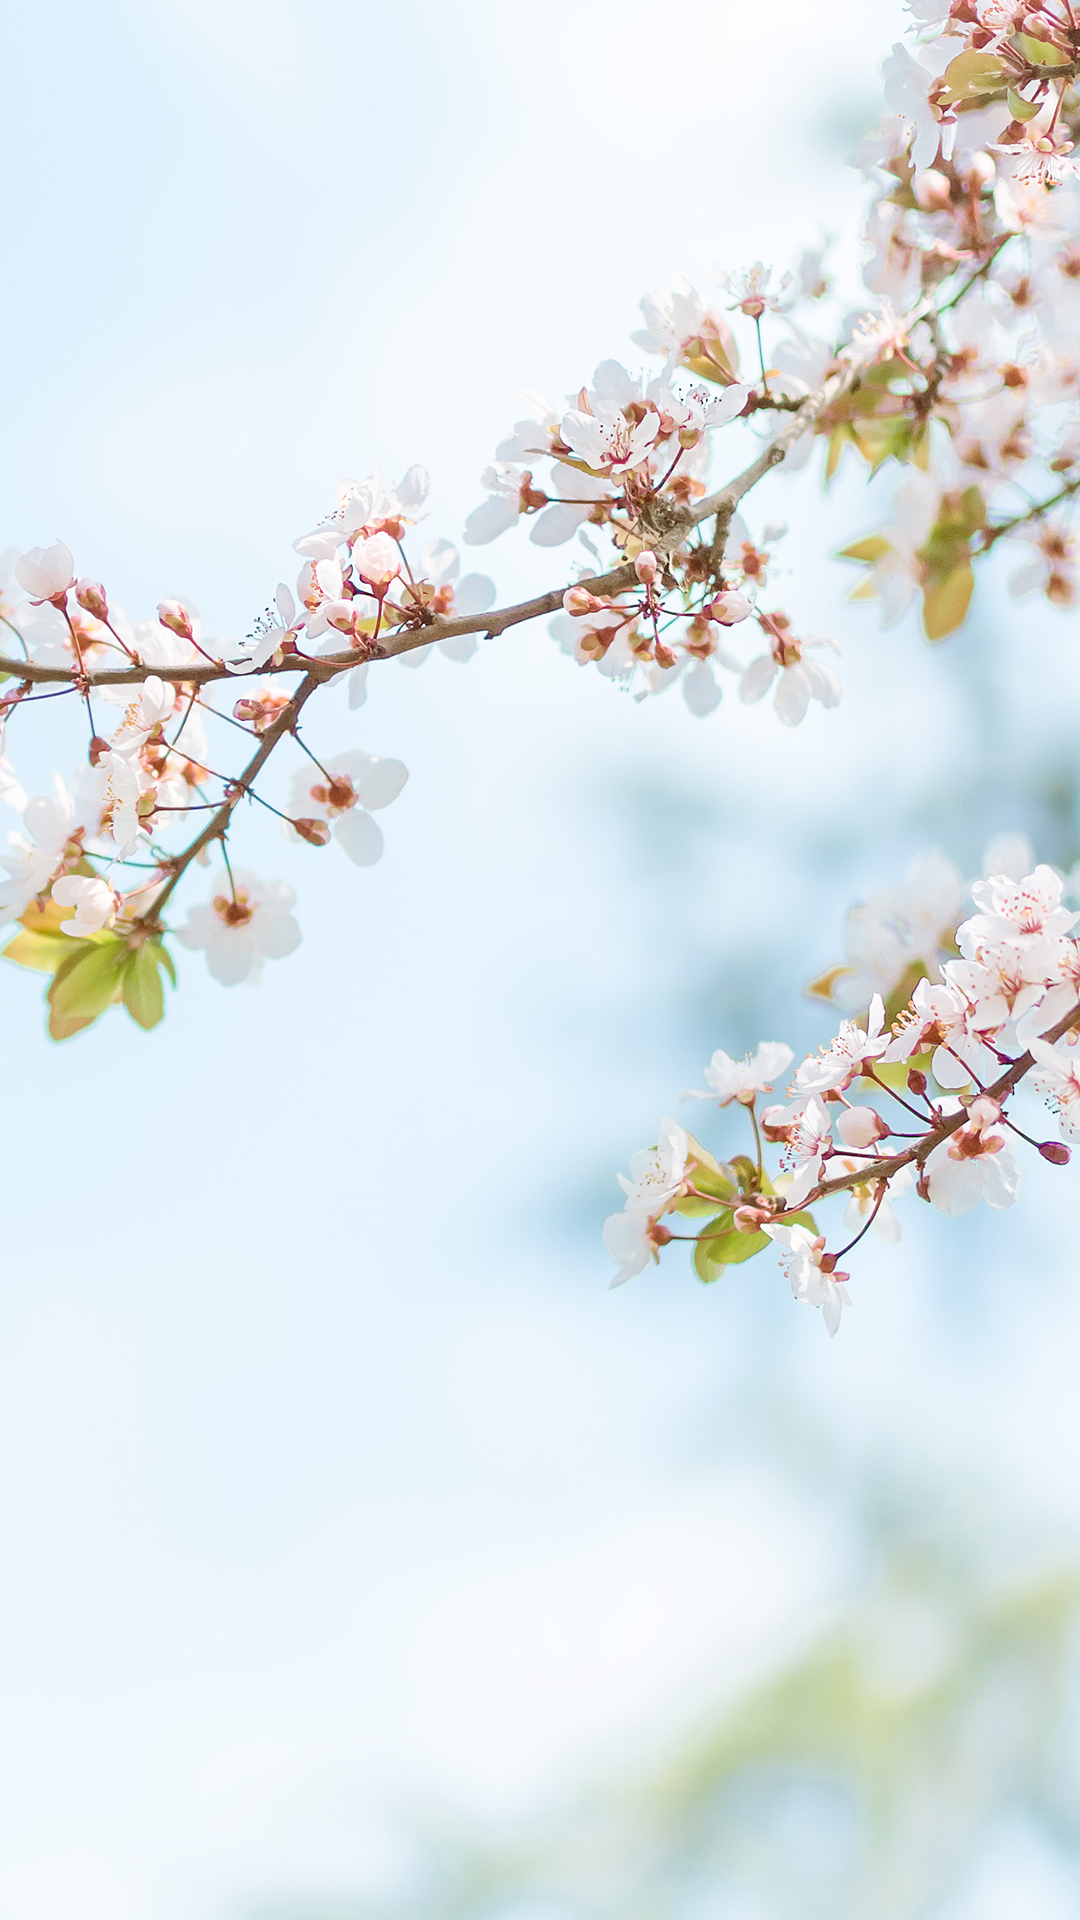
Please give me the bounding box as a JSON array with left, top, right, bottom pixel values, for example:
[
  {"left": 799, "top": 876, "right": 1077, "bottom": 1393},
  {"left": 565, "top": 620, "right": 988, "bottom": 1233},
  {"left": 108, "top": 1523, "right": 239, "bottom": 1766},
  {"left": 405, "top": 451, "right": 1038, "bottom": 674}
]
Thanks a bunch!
[{"left": 254, "top": 1502, "right": 1080, "bottom": 1920}]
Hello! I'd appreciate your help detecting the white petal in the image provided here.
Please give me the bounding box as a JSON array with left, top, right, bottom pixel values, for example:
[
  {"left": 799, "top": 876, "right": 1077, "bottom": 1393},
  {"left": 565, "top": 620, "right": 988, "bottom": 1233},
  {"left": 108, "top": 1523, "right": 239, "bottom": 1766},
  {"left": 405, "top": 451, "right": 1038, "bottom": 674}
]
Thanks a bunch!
[
  {"left": 462, "top": 495, "right": 519, "bottom": 545},
  {"left": 335, "top": 809, "right": 384, "bottom": 866}
]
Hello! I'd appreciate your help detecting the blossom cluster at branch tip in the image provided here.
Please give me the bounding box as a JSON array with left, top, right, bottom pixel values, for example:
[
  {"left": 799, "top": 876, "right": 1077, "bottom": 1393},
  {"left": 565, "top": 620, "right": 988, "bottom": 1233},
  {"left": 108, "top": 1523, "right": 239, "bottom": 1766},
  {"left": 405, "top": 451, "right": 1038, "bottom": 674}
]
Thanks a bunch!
[
  {"left": 2, "top": 0, "right": 1080, "bottom": 1089},
  {"left": 606, "top": 839, "right": 1080, "bottom": 1334}
]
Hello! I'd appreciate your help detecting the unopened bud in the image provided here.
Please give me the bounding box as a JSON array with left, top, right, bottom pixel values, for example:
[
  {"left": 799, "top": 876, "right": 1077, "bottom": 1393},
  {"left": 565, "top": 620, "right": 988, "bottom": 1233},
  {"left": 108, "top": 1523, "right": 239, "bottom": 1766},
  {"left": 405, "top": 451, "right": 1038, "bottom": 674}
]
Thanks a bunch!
[
  {"left": 634, "top": 549, "right": 658, "bottom": 584},
  {"left": 157, "top": 598, "right": 194, "bottom": 641},
  {"left": 1039, "top": 1140, "right": 1071, "bottom": 1165},
  {"left": 563, "top": 585, "right": 602, "bottom": 616},
  {"left": 75, "top": 578, "right": 108, "bottom": 620},
  {"left": 907, "top": 1068, "right": 928, "bottom": 1096},
  {"left": 710, "top": 589, "right": 752, "bottom": 625},
  {"left": 293, "top": 816, "right": 331, "bottom": 847},
  {"left": 650, "top": 1223, "right": 673, "bottom": 1247},
  {"left": 967, "top": 151, "right": 996, "bottom": 188},
  {"left": 88, "top": 734, "right": 110, "bottom": 766},
  {"left": 837, "top": 1104, "right": 889, "bottom": 1149},
  {"left": 913, "top": 168, "right": 952, "bottom": 212},
  {"left": 733, "top": 1203, "right": 771, "bottom": 1232}
]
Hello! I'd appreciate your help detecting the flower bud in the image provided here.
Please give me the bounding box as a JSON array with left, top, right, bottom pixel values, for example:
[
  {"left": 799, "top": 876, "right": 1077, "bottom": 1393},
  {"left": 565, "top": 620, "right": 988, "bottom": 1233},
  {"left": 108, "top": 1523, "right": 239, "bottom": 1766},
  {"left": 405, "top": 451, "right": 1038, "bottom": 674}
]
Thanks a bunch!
[
  {"left": 634, "top": 549, "right": 658, "bottom": 584},
  {"left": 732, "top": 1203, "right": 771, "bottom": 1232},
  {"left": 1039, "top": 1140, "right": 1071, "bottom": 1165},
  {"left": 563, "top": 586, "right": 602, "bottom": 616},
  {"left": 837, "top": 1105, "right": 889, "bottom": 1149},
  {"left": 293, "top": 816, "right": 331, "bottom": 847},
  {"left": 967, "top": 151, "right": 996, "bottom": 188},
  {"left": 157, "top": 599, "right": 194, "bottom": 641},
  {"left": 913, "top": 168, "right": 952, "bottom": 212},
  {"left": 75, "top": 578, "right": 108, "bottom": 620},
  {"left": 710, "top": 589, "right": 752, "bottom": 625},
  {"left": 907, "top": 1067, "right": 928, "bottom": 1096}
]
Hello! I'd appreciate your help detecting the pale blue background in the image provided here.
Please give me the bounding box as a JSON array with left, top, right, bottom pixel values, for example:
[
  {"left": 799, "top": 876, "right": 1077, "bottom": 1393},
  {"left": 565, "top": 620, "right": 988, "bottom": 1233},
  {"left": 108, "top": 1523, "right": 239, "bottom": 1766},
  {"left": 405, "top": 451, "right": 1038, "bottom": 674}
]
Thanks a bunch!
[{"left": 2, "top": 3, "right": 1080, "bottom": 1915}]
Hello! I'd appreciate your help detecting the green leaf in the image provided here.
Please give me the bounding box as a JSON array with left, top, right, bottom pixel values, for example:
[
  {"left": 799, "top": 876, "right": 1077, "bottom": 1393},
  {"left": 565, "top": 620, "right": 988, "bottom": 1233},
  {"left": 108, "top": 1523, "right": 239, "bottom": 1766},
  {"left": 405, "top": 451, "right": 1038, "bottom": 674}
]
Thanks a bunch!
[
  {"left": 922, "top": 563, "right": 974, "bottom": 641},
  {"left": 692, "top": 1215, "right": 760, "bottom": 1281},
  {"left": 1015, "top": 31, "right": 1070, "bottom": 69},
  {"left": 838, "top": 535, "right": 891, "bottom": 564},
  {"left": 686, "top": 1135, "right": 737, "bottom": 1200},
  {"left": 47, "top": 936, "right": 128, "bottom": 1041},
  {"left": 937, "top": 49, "right": 1006, "bottom": 102},
  {"left": 806, "top": 965, "right": 857, "bottom": 1004},
  {"left": 676, "top": 1193, "right": 733, "bottom": 1220},
  {"left": 3, "top": 924, "right": 76, "bottom": 975},
  {"left": 866, "top": 1050, "right": 933, "bottom": 1094},
  {"left": 693, "top": 1208, "right": 819, "bottom": 1282},
  {"left": 121, "top": 940, "right": 170, "bottom": 1030},
  {"left": 1007, "top": 85, "right": 1044, "bottom": 121}
]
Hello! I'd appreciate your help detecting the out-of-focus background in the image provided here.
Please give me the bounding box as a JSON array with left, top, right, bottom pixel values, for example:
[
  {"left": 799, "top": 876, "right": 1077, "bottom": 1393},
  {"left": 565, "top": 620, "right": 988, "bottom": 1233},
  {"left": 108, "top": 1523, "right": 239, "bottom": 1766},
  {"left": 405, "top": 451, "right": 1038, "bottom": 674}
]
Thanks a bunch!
[{"left": 3, "top": 2, "right": 1080, "bottom": 1915}]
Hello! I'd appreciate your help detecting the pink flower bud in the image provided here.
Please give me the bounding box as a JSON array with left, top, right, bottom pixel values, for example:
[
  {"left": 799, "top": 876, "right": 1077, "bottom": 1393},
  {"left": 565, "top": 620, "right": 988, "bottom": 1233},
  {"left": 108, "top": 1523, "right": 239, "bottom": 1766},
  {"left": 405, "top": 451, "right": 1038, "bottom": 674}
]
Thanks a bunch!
[
  {"left": 157, "top": 599, "right": 194, "bottom": 641},
  {"left": 634, "top": 550, "right": 658, "bottom": 584},
  {"left": 294, "top": 817, "right": 332, "bottom": 847},
  {"left": 1039, "top": 1140, "right": 1071, "bottom": 1165},
  {"left": 563, "top": 586, "right": 602, "bottom": 616},
  {"left": 913, "top": 168, "right": 952, "bottom": 212},
  {"left": 967, "top": 151, "right": 996, "bottom": 188},
  {"left": 733, "top": 1203, "right": 771, "bottom": 1232},
  {"left": 75, "top": 578, "right": 108, "bottom": 620},
  {"left": 907, "top": 1068, "right": 928, "bottom": 1096},
  {"left": 710, "top": 589, "right": 752, "bottom": 625},
  {"left": 837, "top": 1105, "right": 888, "bottom": 1150}
]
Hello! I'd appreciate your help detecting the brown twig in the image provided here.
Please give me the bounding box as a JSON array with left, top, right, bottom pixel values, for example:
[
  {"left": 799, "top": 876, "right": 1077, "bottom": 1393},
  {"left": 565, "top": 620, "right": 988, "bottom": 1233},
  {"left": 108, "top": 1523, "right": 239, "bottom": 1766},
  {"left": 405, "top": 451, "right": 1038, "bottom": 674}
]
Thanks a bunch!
[{"left": 773, "top": 1000, "right": 1080, "bottom": 1215}]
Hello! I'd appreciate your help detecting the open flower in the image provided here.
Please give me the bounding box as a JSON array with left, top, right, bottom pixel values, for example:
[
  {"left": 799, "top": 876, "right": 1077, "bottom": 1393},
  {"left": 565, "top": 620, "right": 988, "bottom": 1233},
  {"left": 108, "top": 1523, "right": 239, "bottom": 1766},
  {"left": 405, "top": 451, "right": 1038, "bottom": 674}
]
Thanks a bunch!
[
  {"left": 559, "top": 403, "right": 661, "bottom": 479},
  {"left": 764, "top": 1223, "right": 850, "bottom": 1336},
  {"left": 50, "top": 873, "right": 117, "bottom": 937},
  {"left": 683, "top": 1040, "right": 794, "bottom": 1107},
  {"left": 925, "top": 1098, "right": 1021, "bottom": 1215},
  {"left": 739, "top": 622, "right": 841, "bottom": 726},
  {"left": 1029, "top": 1037, "right": 1080, "bottom": 1140},
  {"left": 175, "top": 870, "right": 301, "bottom": 986},
  {"left": 287, "top": 749, "right": 407, "bottom": 867},
  {"left": 602, "top": 1209, "right": 671, "bottom": 1288},
  {"left": 615, "top": 1116, "right": 689, "bottom": 1216},
  {"left": 793, "top": 997, "right": 887, "bottom": 1096}
]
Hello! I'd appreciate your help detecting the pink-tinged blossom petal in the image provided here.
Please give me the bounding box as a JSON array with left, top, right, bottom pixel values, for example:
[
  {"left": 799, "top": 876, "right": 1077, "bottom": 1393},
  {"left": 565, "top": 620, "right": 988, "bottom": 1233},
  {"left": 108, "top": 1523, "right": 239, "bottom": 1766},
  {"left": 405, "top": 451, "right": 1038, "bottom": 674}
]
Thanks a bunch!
[
  {"left": 463, "top": 495, "right": 520, "bottom": 545},
  {"left": 15, "top": 542, "right": 74, "bottom": 602},
  {"left": 335, "top": 809, "right": 384, "bottom": 866},
  {"left": 50, "top": 873, "right": 116, "bottom": 937}
]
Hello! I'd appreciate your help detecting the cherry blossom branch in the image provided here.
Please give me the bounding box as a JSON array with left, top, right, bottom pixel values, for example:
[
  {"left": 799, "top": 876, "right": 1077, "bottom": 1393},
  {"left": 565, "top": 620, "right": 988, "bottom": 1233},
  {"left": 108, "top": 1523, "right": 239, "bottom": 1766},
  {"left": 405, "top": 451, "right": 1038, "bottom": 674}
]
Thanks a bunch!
[
  {"left": 136, "top": 672, "right": 322, "bottom": 927},
  {"left": 786, "top": 1000, "right": 1080, "bottom": 1212},
  {"left": 0, "top": 364, "right": 860, "bottom": 696}
]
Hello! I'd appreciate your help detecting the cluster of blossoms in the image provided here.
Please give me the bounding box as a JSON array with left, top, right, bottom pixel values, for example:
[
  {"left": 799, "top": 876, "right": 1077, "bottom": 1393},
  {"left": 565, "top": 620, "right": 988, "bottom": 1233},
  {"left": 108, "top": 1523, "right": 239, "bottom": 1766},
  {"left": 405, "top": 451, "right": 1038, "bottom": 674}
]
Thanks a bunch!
[
  {"left": 0, "top": 469, "right": 486, "bottom": 1030},
  {"left": 605, "top": 836, "right": 1080, "bottom": 1334},
  {"left": 1, "top": 0, "right": 1079, "bottom": 1146}
]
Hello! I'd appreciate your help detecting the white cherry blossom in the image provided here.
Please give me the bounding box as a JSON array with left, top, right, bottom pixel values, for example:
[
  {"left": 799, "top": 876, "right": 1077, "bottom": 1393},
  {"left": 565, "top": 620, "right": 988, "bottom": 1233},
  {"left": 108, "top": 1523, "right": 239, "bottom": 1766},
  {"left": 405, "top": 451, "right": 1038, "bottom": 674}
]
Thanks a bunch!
[
  {"left": 683, "top": 1041, "right": 794, "bottom": 1107},
  {"left": 615, "top": 1116, "right": 689, "bottom": 1217},
  {"left": 14, "top": 540, "right": 74, "bottom": 603},
  {"left": 793, "top": 996, "right": 888, "bottom": 1096},
  {"left": 50, "top": 874, "right": 116, "bottom": 937},
  {"left": 288, "top": 749, "right": 408, "bottom": 867},
  {"left": 764, "top": 1223, "right": 850, "bottom": 1337},
  {"left": 175, "top": 870, "right": 301, "bottom": 986}
]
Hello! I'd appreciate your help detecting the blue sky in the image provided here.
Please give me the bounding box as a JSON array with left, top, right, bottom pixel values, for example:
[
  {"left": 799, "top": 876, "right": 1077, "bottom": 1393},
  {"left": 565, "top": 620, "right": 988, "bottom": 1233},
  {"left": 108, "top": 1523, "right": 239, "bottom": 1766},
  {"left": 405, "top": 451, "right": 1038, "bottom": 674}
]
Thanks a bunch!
[{"left": 6, "top": 4, "right": 1080, "bottom": 1916}]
